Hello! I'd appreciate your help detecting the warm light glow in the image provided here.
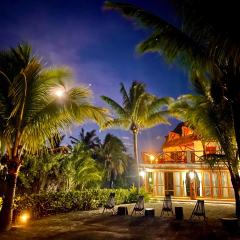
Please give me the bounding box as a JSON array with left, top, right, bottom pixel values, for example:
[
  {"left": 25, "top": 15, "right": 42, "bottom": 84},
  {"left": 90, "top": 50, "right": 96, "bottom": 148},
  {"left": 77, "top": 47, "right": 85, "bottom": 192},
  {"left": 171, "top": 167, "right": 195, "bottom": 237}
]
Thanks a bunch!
[
  {"left": 149, "top": 155, "right": 155, "bottom": 161},
  {"left": 149, "top": 177, "right": 152, "bottom": 182},
  {"left": 54, "top": 88, "right": 65, "bottom": 97},
  {"left": 19, "top": 212, "right": 30, "bottom": 224},
  {"left": 139, "top": 170, "right": 146, "bottom": 177},
  {"left": 189, "top": 171, "right": 195, "bottom": 180}
]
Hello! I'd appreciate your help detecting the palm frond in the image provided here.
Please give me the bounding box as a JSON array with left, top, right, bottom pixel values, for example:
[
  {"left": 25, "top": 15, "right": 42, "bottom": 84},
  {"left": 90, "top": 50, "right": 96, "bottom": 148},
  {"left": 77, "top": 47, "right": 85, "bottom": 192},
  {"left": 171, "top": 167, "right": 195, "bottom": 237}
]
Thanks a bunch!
[
  {"left": 120, "top": 82, "right": 131, "bottom": 109},
  {"left": 101, "top": 118, "right": 131, "bottom": 130},
  {"left": 101, "top": 95, "right": 126, "bottom": 117},
  {"left": 104, "top": 1, "right": 209, "bottom": 69}
]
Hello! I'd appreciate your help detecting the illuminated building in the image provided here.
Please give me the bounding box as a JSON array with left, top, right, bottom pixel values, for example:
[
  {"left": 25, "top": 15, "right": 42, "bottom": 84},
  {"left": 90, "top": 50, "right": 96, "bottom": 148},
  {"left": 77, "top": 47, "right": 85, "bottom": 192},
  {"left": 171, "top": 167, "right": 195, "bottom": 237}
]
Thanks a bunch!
[{"left": 141, "top": 123, "right": 235, "bottom": 200}]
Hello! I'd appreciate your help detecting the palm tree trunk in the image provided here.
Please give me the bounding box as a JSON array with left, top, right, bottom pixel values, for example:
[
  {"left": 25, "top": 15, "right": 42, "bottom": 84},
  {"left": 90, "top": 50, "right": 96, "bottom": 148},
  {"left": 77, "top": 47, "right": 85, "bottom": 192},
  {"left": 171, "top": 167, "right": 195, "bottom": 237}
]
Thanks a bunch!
[
  {"left": 0, "top": 162, "right": 20, "bottom": 231},
  {"left": 133, "top": 130, "right": 140, "bottom": 191},
  {"left": 230, "top": 172, "right": 240, "bottom": 218},
  {"left": 233, "top": 185, "right": 240, "bottom": 218}
]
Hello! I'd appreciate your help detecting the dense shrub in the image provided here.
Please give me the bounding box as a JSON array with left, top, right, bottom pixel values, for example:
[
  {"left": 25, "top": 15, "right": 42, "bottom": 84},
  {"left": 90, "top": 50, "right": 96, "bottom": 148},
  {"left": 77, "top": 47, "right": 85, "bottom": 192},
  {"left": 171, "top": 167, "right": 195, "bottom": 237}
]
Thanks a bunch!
[{"left": 13, "top": 188, "right": 149, "bottom": 219}]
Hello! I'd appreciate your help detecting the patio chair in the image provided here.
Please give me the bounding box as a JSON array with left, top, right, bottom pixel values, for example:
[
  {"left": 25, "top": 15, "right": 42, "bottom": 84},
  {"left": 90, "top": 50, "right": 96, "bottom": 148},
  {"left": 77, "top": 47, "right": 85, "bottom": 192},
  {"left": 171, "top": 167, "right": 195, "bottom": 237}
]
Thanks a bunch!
[
  {"left": 131, "top": 195, "right": 144, "bottom": 216},
  {"left": 160, "top": 194, "right": 174, "bottom": 216},
  {"left": 102, "top": 192, "right": 116, "bottom": 215},
  {"left": 189, "top": 200, "right": 206, "bottom": 221}
]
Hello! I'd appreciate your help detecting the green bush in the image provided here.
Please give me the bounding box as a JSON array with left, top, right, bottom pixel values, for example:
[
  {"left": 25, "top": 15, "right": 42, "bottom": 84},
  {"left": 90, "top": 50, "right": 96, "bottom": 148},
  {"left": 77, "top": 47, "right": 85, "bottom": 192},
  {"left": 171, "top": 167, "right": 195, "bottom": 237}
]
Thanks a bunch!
[{"left": 13, "top": 188, "right": 149, "bottom": 219}]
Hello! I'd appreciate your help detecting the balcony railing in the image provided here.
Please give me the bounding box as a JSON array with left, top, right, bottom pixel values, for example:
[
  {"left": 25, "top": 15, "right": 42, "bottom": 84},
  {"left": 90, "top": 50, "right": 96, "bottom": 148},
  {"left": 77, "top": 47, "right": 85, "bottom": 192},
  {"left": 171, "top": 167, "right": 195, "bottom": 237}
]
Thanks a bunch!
[{"left": 142, "top": 150, "right": 224, "bottom": 164}]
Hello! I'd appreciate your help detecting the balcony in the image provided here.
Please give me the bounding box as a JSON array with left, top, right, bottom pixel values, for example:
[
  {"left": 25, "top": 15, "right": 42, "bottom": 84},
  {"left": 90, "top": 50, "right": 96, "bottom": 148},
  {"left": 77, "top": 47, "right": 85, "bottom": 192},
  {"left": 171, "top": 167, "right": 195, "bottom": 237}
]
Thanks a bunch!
[{"left": 142, "top": 150, "right": 224, "bottom": 165}]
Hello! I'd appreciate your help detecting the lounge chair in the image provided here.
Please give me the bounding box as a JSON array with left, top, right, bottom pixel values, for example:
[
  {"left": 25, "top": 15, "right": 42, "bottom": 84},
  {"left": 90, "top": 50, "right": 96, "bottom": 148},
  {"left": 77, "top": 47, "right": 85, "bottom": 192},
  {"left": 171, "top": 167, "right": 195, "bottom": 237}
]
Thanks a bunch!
[
  {"left": 160, "top": 194, "right": 174, "bottom": 216},
  {"left": 102, "top": 192, "right": 116, "bottom": 215},
  {"left": 131, "top": 195, "right": 144, "bottom": 216},
  {"left": 189, "top": 200, "right": 207, "bottom": 221}
]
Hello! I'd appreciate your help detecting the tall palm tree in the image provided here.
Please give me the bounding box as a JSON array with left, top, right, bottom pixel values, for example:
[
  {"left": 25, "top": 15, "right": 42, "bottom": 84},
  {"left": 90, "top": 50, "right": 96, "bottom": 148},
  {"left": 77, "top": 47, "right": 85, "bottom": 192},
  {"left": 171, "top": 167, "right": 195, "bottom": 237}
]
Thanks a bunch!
[
  {"left": 0, "top": 43, "right": 107, "bottom": 231},
  {"left": 101, "top": 81, "right": 171, "bottom": 190}
]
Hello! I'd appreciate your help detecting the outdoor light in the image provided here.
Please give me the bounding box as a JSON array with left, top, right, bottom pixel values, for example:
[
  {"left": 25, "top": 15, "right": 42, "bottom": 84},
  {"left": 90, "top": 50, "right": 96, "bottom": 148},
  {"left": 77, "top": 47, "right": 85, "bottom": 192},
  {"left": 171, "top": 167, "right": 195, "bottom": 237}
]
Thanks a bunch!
[
  {"left": 149, "top": 155, "right": 155, "bottom": 161},
  {"left": 19, "top": 212, "right": 30, "bottom": 224},
  {"left": 139, "top": 170, "right": 146, "bottom": 177},
  {"left": 189, "top": 171, "right": 195, "bottom": 180},
  {"left": 149, "top": 177, "right": 152, "bottom": 182}
]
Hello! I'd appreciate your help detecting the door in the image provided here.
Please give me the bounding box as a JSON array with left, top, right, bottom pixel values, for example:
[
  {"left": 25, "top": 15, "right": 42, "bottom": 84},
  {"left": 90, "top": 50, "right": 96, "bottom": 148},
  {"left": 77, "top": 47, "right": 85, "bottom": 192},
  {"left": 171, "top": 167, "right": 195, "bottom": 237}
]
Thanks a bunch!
[{"left": 164, "top": 172, "right": 174, "bottom": 196}]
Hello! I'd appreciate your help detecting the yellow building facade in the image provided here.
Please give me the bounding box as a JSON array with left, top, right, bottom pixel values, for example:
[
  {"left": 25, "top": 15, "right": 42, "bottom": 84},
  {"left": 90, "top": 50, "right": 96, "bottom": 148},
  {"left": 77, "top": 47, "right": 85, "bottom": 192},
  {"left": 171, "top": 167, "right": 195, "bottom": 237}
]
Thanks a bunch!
[{"left": 140, "top": 123, "right": 235, "bottom": 201}]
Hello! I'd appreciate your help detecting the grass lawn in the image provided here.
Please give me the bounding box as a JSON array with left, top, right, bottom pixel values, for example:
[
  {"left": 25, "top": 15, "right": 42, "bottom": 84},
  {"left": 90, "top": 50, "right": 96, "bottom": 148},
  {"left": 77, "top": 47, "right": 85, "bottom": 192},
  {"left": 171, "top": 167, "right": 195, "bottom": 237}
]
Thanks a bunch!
[{"left": 1, "top": 202, "right": 239, "bottom": 240}]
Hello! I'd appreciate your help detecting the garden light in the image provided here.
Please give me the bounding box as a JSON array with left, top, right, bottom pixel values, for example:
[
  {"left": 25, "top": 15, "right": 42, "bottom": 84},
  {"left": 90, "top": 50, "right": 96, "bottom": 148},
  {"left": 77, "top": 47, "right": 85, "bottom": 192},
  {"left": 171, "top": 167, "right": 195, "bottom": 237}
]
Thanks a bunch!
[{"left": 19, "top": 212, "right": 30, "bottom": 224}]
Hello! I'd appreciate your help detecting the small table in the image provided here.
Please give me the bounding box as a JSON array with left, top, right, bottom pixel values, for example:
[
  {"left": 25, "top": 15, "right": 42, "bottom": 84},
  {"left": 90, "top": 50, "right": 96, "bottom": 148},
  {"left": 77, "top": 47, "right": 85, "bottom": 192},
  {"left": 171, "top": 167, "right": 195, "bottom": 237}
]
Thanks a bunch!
[
  {"left": 145, "top": 208, "right": 155, "bottom": 217},
  {"left": 117, "top": 206, "right": 128, "bottom": 215},
  {"left": 221, "top": 218, "right": 239, "bottom": 230},
  {"left": 175, "top": 207, "right": 184, "bottom": 220}
]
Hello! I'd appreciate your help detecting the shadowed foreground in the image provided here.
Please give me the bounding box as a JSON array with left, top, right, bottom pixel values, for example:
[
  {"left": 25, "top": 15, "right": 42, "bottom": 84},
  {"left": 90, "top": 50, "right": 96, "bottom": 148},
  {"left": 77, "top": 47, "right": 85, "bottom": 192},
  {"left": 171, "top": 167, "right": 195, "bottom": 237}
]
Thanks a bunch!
[{"left": 1, "top": 202, "right": 239, "bottom": 240}]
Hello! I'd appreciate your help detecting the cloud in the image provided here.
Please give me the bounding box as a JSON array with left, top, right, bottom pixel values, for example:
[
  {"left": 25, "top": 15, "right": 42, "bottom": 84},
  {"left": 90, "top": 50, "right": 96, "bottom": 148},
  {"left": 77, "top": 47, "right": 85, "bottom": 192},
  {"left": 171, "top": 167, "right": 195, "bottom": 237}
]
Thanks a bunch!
[{"left": 122, "top": 136, "right": 130, "bottom": 140}]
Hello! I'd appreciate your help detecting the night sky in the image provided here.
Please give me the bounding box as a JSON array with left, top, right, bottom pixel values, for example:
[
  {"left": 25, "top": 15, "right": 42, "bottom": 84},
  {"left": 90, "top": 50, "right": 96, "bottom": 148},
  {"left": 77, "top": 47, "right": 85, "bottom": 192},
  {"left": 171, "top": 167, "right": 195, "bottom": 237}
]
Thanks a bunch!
[{"left": 0, "top": 0, "right": 190, "bottom": 155}]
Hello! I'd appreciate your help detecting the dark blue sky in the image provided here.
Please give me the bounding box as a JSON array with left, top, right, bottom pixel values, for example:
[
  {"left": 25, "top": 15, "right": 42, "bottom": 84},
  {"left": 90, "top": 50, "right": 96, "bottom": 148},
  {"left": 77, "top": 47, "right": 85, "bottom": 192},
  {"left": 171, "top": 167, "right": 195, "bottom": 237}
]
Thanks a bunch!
[{"left": 0, "top": 0, "right": 190, "bottom": 154}]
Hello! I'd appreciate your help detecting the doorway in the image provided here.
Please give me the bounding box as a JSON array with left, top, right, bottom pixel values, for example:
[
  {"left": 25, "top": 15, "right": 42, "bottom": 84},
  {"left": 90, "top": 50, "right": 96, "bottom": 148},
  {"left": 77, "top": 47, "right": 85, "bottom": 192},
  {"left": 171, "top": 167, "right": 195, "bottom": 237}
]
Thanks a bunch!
[{"left": 164, "top": 172, "right": 174, "bottom": 196}]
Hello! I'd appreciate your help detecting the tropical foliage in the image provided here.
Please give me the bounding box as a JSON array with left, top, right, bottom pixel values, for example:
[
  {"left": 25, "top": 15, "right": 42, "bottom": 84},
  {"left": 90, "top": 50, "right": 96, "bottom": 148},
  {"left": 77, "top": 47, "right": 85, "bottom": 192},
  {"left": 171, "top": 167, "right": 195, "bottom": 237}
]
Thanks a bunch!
[
  {"left": 12, "top": 187, "right": 149, "bottom": 220},
  {"left": 101, "top": 81, "right": 171, "bottom": 190},
  {"left": 62, "top": 143, "right": 103, "bottom": 190},
  {"left": 97, "top": 134, "right": 129, "bottom": 188},
  {"left": 104, "top": 0, "right": 240, "bottom": 217},
  {"left": 0, "top": 43, "right": 107, "bottom": 231},
  {"left": 70, "top": 128, "right": 101, "bottom": 150}
]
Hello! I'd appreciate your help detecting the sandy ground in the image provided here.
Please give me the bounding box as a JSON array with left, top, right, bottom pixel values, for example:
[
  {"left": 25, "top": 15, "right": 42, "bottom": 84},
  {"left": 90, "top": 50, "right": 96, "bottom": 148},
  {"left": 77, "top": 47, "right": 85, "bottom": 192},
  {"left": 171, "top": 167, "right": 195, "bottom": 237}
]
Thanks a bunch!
[{"left": 1, "top": 202, "right": 239, "bottom": 240}]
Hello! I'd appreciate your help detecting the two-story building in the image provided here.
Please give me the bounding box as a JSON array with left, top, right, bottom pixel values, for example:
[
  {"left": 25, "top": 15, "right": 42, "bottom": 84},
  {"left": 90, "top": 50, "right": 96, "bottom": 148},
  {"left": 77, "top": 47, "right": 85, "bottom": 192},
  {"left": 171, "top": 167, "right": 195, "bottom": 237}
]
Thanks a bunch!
[{"left": 140, "top": 122, "right": 235, "bottom": 201}]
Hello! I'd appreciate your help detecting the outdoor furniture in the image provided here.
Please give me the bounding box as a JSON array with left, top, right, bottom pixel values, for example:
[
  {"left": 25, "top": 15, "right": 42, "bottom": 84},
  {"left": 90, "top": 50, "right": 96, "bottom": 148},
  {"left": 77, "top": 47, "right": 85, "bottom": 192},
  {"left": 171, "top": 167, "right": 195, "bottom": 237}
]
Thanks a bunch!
[
  {"left": 145, "top": 208, "right": 155, "bottom": 217},
  {"left": 175, "top": 207, "right": 184, "bottom": 220},
  {"left": 221, "top": 218, "right": 239, "bottom": 230},
  {"left": 189, "top": 200, "right": 206, "bottom": 221},
  {"left": 131, "top": 195, "right": 144, "bottom": 216},
  {"left": 102, "top": 192, "right": 116, "bottom": 215},
  {"left": 117, "top": 206, "right": 128, "bottom": 215},
  {"left": 160, "top": 194, "right": 174, "bottom": 216}
]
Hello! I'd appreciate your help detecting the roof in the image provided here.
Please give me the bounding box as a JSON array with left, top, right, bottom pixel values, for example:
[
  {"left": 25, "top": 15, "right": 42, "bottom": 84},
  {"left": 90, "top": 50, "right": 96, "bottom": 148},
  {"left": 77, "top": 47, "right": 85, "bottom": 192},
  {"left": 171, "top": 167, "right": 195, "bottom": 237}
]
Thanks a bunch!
[{"left": 163, "top": 122, "right": 200, "bottom": 148}]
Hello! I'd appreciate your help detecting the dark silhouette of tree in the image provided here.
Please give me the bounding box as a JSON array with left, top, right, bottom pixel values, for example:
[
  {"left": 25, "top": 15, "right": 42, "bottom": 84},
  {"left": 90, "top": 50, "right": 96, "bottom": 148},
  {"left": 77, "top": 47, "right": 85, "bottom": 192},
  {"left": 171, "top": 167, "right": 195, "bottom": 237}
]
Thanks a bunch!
[{"left": 70, "top": 128, "right": 101, "bottom": 150}]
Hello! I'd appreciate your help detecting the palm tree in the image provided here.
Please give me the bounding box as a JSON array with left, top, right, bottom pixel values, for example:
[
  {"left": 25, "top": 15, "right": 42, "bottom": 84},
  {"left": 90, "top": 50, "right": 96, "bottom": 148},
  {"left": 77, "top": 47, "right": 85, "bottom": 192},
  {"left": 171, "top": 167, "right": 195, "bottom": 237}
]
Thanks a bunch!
[
  {"left": 104, "top": 0, "right": 240, "bottom": 217},
  {"left": 70, "top": 128, "right": 101, "bottom": 150},
  {"left": 101, "top": 81, "right": 171, "bottom": 190},
  {"left": 63, "top": 143, "right": 103, "bottom": 190},
  {"left": 170, "top": 70, "right": 240, "bottom": 216},
  {"left": 98, "top": 134, "right": 128, "bottom": 188},
  {"left": 0, "top": 43, "right": 107, "bottom": 231}
]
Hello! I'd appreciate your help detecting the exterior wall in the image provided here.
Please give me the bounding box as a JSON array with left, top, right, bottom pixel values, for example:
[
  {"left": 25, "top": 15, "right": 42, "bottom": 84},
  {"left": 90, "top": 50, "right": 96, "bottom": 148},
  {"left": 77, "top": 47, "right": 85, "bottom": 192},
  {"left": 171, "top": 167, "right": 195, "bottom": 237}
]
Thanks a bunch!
[{"left": 143, "top": 168, "right": 234, "bottom": 200}]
